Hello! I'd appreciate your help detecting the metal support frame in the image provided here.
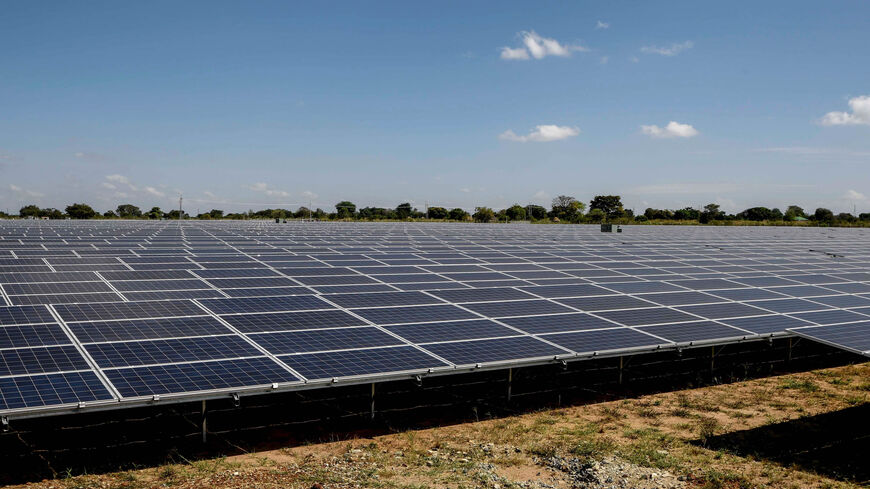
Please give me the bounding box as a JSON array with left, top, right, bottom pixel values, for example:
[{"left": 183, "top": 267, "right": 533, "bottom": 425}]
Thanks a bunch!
[
  {"left": 787, "top": 337, "right": 793, "bottom": 364},
  {"left": 1, "top": 416, "right": 8, "bottom": 432},
  {"left": 370, "top": 383, "right": 376, "bottom": 420},
  {"left": 507, "top": 368, "right": 512, "bottom": 401},
  {"left": 618, "top": 356, "right": 624, "bottom": 385},
  {"left": 201, "top": 400, "right": 207, "bottom": 443}
]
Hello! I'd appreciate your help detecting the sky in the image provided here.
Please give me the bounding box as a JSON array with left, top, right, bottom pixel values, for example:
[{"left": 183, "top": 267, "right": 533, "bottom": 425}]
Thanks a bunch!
[{"left": 1, "top": 1, "right": 868, "bottom": 215}]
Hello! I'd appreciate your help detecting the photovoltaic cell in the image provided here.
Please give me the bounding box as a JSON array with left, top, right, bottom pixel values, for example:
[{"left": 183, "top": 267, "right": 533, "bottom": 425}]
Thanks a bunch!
[
  {"left": 104, "top": 357, "right": 300, "bottom": 397},
  {"left": 280, "top": 346, "right": 447, "bottom": 379},
  {"left": 0, "top": 372, "right": 114, "bottom": 409},
  {"left": 86, "top": 335, "right": 261, "bottom": 368},
  {"left": 422, "top": 336, "right": 568, "bottom": 365},
  {"left": 250, "top": 327, "right": 403, "bottom": 354}
]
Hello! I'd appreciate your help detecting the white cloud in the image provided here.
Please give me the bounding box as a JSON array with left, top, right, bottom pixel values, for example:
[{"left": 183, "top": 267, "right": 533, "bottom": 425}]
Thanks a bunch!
[
  {"left": 8, "top": 184, "right": 44, "bottom": 198},
  {"left": 500, "top": 124, "right": 580, "bottom": 143},
  {"left": 641, "top": 41, "right": 693, "bottom": 56},
  {"left": 600, "top": 56, "right": 609, "bottom": 64},
  {"left": 629, "top": 56, "right": 639, "bottom": 63},
  {"left": 500, "top": 31, "right": 588, "bottom": 60},
  {"left": 105, "top": 174, "right": 138, "bottom": 191},
  {"left": 101, "top": 182, "right": 116, "bottom": 190},
  {"left": 595, "top": 20, "right": 609, "bottom": 29},
  {"left": 246, "top": 182, "right": 290, "bottom": 198},
  {"left": 459, "top": 187, "right": 471, "bottom": 193},
  {"left": 300, "top": 190, "right": 318, "bottom": 200},
  {"left": 533, "top": 190, "right": 550, "bottom": 200},
  {"left": 844, "top": 189, "right": 867, "bottom": 201},
  {"left": 641, "top": 121, "right": 699, "bottom": 139},
  {"left": 500, "top": 47, "right": 530, "bottom": 60},
  {"left": 202, "top": 191, "right": 217, "bottom": 199},
  {"left": 144, "top": 186, "right": 166, "bottom": 198},
  {"left": 820, "top": 95, "right": 870, "bottom": 126}
]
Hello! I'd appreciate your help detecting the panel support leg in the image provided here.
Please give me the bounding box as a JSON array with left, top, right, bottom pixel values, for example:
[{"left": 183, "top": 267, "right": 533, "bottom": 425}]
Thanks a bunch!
[
  {"left": 201, "top": 400, "right": 208, "bottom": 443},
  {"left": 787, "top": 338, "right": 793, "bottom": 364},
  {"left": 370, "top": 383, "right": 376, "bottom": 420},
  {"left": 618, "top": 356, "right": 624, "bottom": 385},
  {"left": 507, "top": 368, "right": 512, "bottom": 402}
]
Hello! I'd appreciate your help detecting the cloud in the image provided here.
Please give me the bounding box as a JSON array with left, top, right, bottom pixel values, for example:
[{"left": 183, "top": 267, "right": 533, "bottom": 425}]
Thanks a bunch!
[
  {"left": 641, "top": 41, "right": 693, "bottom": 56},
  {"left": 595, "top": 20, "right": 609, "bottom": 29},
  {"left": 844, "top": 189, "right": 867, "bottom": 201},
  {"left": 300, "top": 190, "right": 318, "bottom": 200},
  {"left": 101, "top": 182, "right": 116, "bottom": 190},
  {"left": 459, "top": 187, "right": 471, "bottom": 193},
  {"left": 500, "top": 124, "right": 580, "bottom": 143},
  {"left": 105, "top": 174, "right": 138, "bottom": 191},
  {"left": 144, "top": 186, "right": 166, "bottom": 198},
  {"left": 641, "top": 121, "right": 698, "bottom": 139},
  {"left": 820, "top": 95, "right": 870, "bottom": 126},
  {"left": 202, "top": 191, "right": 217, "bottom": 199},
  {"left": 246, "top": 182, "right": 290, "bottom": 198},
  {"left": 500, "top": 31, "right": 588, "bottom": 60},
  {"left": 600, "top": 56, "right": 609, "bottom": 64},
  {"left": 500, "top": 47, "right": 530, "bottom": 60},
  {"left": 9, "top": 184, "right": 45, "bottom": 198}
]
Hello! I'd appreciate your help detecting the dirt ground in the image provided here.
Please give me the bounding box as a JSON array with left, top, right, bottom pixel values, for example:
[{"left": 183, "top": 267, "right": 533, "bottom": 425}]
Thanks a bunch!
[{"left": 8, "top": 362, "right": 870, "bottom": 489}]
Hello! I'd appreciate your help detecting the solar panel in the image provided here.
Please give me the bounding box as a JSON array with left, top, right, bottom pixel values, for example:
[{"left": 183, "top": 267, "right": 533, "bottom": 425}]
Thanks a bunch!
[
  {"left": 788, "top": 321, "right": 870, "bottom": 357},
  {"left": 2, "top": 220, "right": 870, "bottom": 419},
  {"left": 104, "top": 357, "right": 300, "bottom": 397}
]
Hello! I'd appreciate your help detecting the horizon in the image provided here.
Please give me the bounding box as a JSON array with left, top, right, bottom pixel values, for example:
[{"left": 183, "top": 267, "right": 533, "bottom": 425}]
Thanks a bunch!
[{"left": 1, "top": 1, "right": 868, "bottom": 214}]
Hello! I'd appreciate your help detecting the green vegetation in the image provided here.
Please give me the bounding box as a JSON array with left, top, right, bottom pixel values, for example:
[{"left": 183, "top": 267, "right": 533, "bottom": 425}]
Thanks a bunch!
[{"left": 6, "top": 194, "right": 870, "bottom": 226}]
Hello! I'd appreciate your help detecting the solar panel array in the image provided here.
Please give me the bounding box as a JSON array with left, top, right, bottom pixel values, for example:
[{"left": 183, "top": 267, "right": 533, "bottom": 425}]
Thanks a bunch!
[{"left": 1, "top": 220, "right": 869, "bottom": 418}]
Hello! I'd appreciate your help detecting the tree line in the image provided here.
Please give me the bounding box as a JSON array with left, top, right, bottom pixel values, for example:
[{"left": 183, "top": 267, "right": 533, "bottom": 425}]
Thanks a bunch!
[{"left": 3, "top": 197, "right": 868, "bottom": 227}]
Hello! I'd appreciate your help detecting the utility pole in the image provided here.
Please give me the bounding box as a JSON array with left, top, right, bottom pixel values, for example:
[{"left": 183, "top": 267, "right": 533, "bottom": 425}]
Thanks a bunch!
[{"left": 179, "top": 195, "right": 183, "bottom": 220}]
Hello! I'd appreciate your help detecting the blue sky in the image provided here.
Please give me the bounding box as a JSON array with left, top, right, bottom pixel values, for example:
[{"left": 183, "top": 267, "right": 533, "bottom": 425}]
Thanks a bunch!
[{"left": 1, "top": 1, "right": 868, "bottom": 214}]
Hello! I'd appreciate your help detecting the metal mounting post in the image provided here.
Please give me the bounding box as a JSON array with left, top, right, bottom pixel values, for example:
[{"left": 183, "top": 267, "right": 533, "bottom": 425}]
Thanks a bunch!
[
  {"left": 370, "top": 383, "right": 376, "bottom": 420},
  {"left": 1, "top": 416, "right": 8, "bottom": 432},
  {"left": 618, "top": 356, "right": 624, "bottom": 385},
  {"left": 507, "top": 368, "right": 513, "bottom": 402},
  {"left": 231, "top": 392, "right": 240, "bottom": 408},
  {"left": 201, "top": 400, "right": 208, "bottom": 443}
]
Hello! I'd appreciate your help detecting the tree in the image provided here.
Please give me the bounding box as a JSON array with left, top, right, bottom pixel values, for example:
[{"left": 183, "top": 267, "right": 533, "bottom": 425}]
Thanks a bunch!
[
  {"left": 812, "top": 208, "right": 834, "bottom": 224},
  {"left": 41, "top": 208, "right": 63, "bottom": 219},
  {"left": 736, "top": 207, "right": 779, "bottom": 221},
  {"left": 209, "top": 209, "right": 224, "bottom": 219},
  {"left": 585, "top": 208, "right": 606, "bottom": 222},
  {"left": 19, "top": 205, "right": 40, "bottom": 218},
  {"left": 65, "top": 203, "right": 96, "bottom": 219},
  {"left": 699, "top": 203, "right": 725, "bottom": 223},
  {"left": 116, "top": 204, "right": 142, "bottom": 218},
  {"left": 294, "top": 206, "right": 312, "bottom": 219},
  {"left": 449, "top": 208, "right": 469, "bottom": 221},
  {"left": 335, "top": 201, "right": 356, "bottom": 219},
  {"left": 644, "top": 208, "right": 674, "bottom": 220},
  {"left": 505, "top": 204, "right": 526, "bottom": 221},
  {"left": 859, "top": 213, "right": 870, "bottom": 222},
  {"left": 589, "top": 195, "right": 624, "bottom": 219},
  {"left": 527, "top": 205, "right": 547, "bottom": 220},
  {"left": 166, "top": 209, "right": 188, "bottom": 219},
  {"left": 395, "top": 203, "right": 413, "bottom": 219},
  {"left": 673, "top": 207, "right": 700, "bottom": 220},
  {"left": 359, "top": 207, "right": 391, "bottom": 220},
  {"left": 784, "top": 205, "right": 806, "bottom": 221},
  {"left": 427, "top": 206, "right": 448, "bottom": 219},
  {"left": 550, "top": 195, "right": 585, "bottom": 221},
  {"left": 836, "top": 212, "right": 857, "bottom": 224},
  {"left": 147, "top": 207, "right": 163, "bottom": 219},
  {"left": 472, "top": 207, "right": 495, "bottom": 223},
  {"left": 103, "top": 210, "right": 117, "bottom": 218}
]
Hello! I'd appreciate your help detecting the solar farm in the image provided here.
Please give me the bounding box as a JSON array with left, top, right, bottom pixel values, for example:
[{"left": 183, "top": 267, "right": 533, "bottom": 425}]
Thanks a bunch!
[{"left": 0, "top": 220, "right": 868, "bottom": 424}]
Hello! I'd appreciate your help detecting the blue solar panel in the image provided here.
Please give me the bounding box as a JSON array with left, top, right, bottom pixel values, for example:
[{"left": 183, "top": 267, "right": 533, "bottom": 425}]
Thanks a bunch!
[
  {"left": 250, "top": 327, "right": 403, "bottom": 354},
  {"left": 0, "top": 324, "right": 71, "bottom": 348},
  {"left": 461, "top": 300, "right": 575, "bottom": 318},
  {"left": 596, "top": 307, "right": 699, "bottom": 326},
  {"left": 386, "top": 319, "right": 517, "bottom": 343},
  {"left": 199, "top": 295, "right": 333, "bottom": 315},
  {"left": 68, "top": 316, "right": 233, "bottom": 343},
  {"left": 428, "top": 287, "right": 536, "bottom": 303},
  {"left": 557, "top": 295, "right": 655, "bottom": 312},
  {"left": 0, "top": 372, "right": 114, "bottom": 409},
  {"left": 324, "top": 291, "right": 444, "bottom": 308},
  {"left": 789, "top": 321, "right": 870, "bottom": 356},
  {"left": 541, "top": 328, "right": 664, "bottom": 353},
  {"left": 86, "top": 335, "right": 261, "bottom": 368},
  {"left": 638, "top": 321, "right": 751, "bottom": 343},
  {"left": 500, "top": 313, "right": 616, "bottom": 334},
  {"left": 422, "top": 336, "right": 568, "bottom": 365},
  {"left": 280, "top": 346, "right": 448, "bottom": 380},
  {"left": 54, "top": 300, "right": 206, "bottom": 322},
  {"left": 0, "top": 305, "right": 57, "bottom": 326},
  {"left": 105, "top": 357, "right": 299, "bottom": 397},
  {"left": 354, "top": 304, "right": 478, "bottom": 325},
  {"left": 0, "top": 346, "right": 92, "bottom": 376}
]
